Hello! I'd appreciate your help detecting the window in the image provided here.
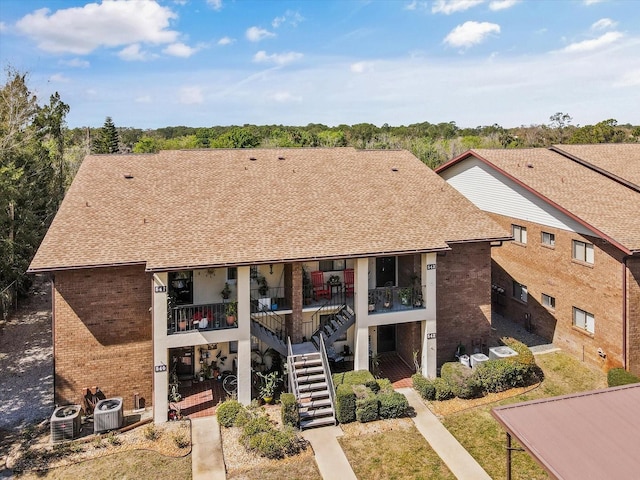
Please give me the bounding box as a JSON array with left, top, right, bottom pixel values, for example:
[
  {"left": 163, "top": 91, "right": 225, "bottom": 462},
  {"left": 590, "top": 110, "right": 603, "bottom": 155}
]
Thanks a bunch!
[
  {"left": 541, "top": 293, "right": 555, "bottom": 309},
  {"left": 227, "top": 267, "right": 237, "bottom": 282},
  {"left": 512, "top": 281, "right": 528, "bottom": 303},
  {"left": 541, "top": 231, "right": 555, "bottom": 247},
  {"left": 573, "top": 307, "right": 595, "bottom": 334},
  {"left": 512, "top": 224, "right": 527, "bottom": 244},
  {"left": 572, "top": 240, "right": 594, "bottom": 264},
  {"left": 319, "top": 260, "right": 345, "bottom": 272}
]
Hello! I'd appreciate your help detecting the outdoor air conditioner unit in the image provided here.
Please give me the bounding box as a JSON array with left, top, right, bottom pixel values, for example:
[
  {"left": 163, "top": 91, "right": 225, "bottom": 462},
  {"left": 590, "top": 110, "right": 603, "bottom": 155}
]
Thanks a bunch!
[
  {"left": 50, "top": 404, "right": 82, "bottom": 442},
  {"left": 94, "top": 397, "right": 124, "bottom": 433},
  {"left": 470, "top": 353, "right": 489, "bottom": 368},
  {"left": 489, "top": 346, "right": 518, "bottom": 360}
]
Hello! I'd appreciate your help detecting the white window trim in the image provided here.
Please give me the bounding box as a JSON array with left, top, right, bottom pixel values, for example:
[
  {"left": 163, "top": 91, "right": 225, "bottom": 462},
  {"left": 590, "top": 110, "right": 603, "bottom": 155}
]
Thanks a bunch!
[
  {"left": 512, "top": 224, "right": 527, "bottom": 244},
  {"left": 572, "top": 240, "right": 594, "bottom": 264},
  {"left": 542, "top": 293, "right": 555, "bottom": 309},
  {"left": 573, "top": 307, "right": 595, "bottom": 334},
  {"left": 512, "top": 281, "right": 528, "bottom": 303},
  {"left": 541, "top": 231, "right": 555, "bottom": 247}
]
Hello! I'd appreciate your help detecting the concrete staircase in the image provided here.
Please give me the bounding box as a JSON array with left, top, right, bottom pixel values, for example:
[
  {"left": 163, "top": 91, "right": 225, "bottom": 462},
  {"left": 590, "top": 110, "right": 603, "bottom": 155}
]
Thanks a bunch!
[
  {"left": 311, "top": 305, "right": 355, "bottom": 350},
  {"left": 250, "top": 318, "right": 287, "bottom": 356},
  {"left": 290, "top": 351, "right": 336, "bottom": 430}
]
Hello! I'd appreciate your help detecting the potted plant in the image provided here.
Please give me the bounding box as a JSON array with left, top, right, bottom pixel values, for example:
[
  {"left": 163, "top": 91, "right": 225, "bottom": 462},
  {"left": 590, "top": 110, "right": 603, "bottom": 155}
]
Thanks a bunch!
[
  {"left": 328, "top": 275, "right": 340, "bottom": 285},
  {"left": 257, "top": 276, "right": 270, "bottom": 310},
  {"left": 225, "top": 302, "right": 237, "bottom": 325},
  {"left": 221, "top": 282, "right": 231, "bottom": 300},
  {"left": 399, "top": 287, "right": 412, "bottom": 306},
  {"left": 302, "top": 268, "right": 313, "bottom": 305},
  {"left": 256, "top": 371, "right": 281, "bottom": 404},
  {"left": 368, "top": 292, "right": 376, "bottom": 312},
  {"left": 384, "top": 287, "right": 392, "bottom": 309}
]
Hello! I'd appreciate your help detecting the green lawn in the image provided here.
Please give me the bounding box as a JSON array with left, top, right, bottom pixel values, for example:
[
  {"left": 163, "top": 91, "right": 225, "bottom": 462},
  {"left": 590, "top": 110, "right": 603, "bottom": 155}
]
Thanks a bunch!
[{"left": 441, "top": 351, "right": 607, "bottom": 480}]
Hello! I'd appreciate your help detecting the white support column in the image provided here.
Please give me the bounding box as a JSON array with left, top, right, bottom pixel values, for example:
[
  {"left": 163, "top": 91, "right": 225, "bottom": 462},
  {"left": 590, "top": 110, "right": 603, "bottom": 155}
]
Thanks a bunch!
[
  {"left": 236, "top": 266, "right": 252, "bottom": 405},
  {"left": 354, "top": 258, "right": 370, "bottom": 371},
  {"left": 421, "top": 253, "right": 438, "bottom": 378},
  {"left": 152, "top": 272, "right": 169, "bottom": 423}
]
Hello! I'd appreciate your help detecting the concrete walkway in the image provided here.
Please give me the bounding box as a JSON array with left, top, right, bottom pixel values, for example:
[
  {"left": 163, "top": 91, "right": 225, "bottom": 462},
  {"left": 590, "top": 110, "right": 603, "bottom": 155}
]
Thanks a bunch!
[
  {"left": 398, "top": 387, "right": 492, "bottom": 480},
  {"left": 191, "top": 416, "right": 226, "bottom": 480},
  {"left": 302, "top": 425, "right": 357, "bottom": 480}
]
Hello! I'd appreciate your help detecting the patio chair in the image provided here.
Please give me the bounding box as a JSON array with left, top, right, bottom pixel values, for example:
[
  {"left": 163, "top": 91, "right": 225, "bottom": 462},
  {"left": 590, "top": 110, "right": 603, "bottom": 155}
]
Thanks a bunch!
[
  {"left": 311, "top": 271, "right": 331, "bottom": 300},
  {"left": 344, "top": 268, "right": 354, "bottom": 296}
]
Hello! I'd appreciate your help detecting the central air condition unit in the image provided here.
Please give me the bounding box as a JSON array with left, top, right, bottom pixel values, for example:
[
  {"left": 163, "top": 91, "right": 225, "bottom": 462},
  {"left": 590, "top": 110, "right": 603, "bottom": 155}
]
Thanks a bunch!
[
  {"left": 50, "top": 404, "right": 82, "bottom": 442},
  {"left": 94, "top": 397, "right": 124, "bottom": 433},
  {"left": 470, "top": 353, "right": 489, "bottom": 368},
  {"left": 489, "top": 346, "right": 518, "bottom": 360}
]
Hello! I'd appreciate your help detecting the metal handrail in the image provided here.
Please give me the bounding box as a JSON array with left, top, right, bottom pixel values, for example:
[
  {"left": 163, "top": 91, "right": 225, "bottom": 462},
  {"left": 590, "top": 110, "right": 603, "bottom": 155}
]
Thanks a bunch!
[
  {"left": 250, "top": 294, "right": 286, "bottom": 339},
  {"left": 368, "top": 286, "right": 425, "bottom": 313},
  {"left": 318, "top": 333, "right": 337, "bottom": 420},
  {"left": 169, "top": 302, "right": 237, "bottom": 334},
  {"left": 287, "top": 337, "right": 299, "bottom": 399}
]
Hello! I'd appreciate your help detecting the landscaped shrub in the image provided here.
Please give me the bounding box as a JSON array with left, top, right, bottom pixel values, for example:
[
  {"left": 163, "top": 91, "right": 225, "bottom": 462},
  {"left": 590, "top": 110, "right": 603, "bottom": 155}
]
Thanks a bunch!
[
  {"left": 356, "top": 395, "right": 379, "bottom": 423},
  {"left": 216, "top": 399, "right": 245, "bottom": 427},
  {"left": 365, "top": 379, "right": 381, "bottom": 393},
  {"left": 608, "top": 368, "right": 640, "bottom": 387},
  {"left": 280, "top": 393, "right": 299, "bottom": 427},
  {"left": 375, "top": 378, "right": 394, "bottom": 393},
  {"left": 501, "top": 337, "right": 536, "bottom": 366},
  {"left": 378, "top": 391, "right": 408, "bottom": 419},
  {"left": 432, "top": 377, "right": 455, "bottom": 401},
  {"left": 335, "top": 383, "right": 356, "bottom": 423},
  {"left": 241, "top": 415, "right": 274, "bottom": 438},
  {"left": 441, "top": 362, "right": 481, "bottom": 399},
  {"left": 472, "top": 359, "right": 530, "bottom": 393},
  {"left": 412, "top": 373, "right": 436, "bottom": 400},
  {"left": 333, "top": 370, "right": 375, "bottom": 386},
  {"left": 242, "top": 419, "right": 306, "bottom": 459}
]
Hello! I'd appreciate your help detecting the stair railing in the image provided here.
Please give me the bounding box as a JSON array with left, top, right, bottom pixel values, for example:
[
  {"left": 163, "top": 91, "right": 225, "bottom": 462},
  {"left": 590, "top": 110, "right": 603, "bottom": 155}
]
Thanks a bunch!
[
  {"left": 251, "top": 294, "right": 286, "bottom": 340},
  {"left": 286, "top": 337, "right": 300, "bottom": 399},
  {"left": 318, "top": 332, "right": 336, "bottom": 420}
]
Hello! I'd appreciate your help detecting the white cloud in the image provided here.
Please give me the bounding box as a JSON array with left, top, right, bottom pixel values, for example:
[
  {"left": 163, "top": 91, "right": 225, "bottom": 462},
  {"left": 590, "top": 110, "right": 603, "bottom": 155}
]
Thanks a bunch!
[
  {"left": 584, "top": 0, "right": 605, "bottom": 5},
  {"left": 269, "top": 91, "right": 302, "bottom": 103},
  {"left": 350, "top": 61, "right": 375, "bottom": 73},
  {"left": 614, "top": 69, "right": 640, "bottom": 87},
  {"left": 560, "top": 31, "right": 623, "bottom": 53},
  {"left": 179, "top": 86, "right": 204, "bottom": 105},
  {"left": 246, "top": 26, "right": 276, "bottom": 42},
  {"left": 272, "top": 10, "right": 304, "bottom": 28},
  {"left": 404, "top": 1, "right": 427, "bottom": 11},
  {"left": 118, "top": 44, "right": 148, "bottom": 61},
  {"left": 60, "top": 58, "right": 90, "bottom": 68},
  {"left": 135, "top": 95, "right": 152, "bottom": 103},
  {"left": 207, "top": 0, "right": 223, "bottom": 11},
  {"left": 489, "top": 0, "right": 520, "bottom": 11},
  {"left": 432, "top": 0, "right": 484, "bottom": 15},
  {"left": 163, "top": 42, "right": 198, "bottom": 58},
  {"left": 0, "top": 22, "right": 6, "bottom": 32},
  {"left": 444, "top": 21, "right": 500, "bottom": 48},
  {"left": 49, "top": 73, "right": 70, "bottom": 83},
  {"left": 253, "top": 51, "right": 303, "bottom": 65},
  {"left": 591, "top": 18, "right": 617, "bottom": 30},
  {"left": 218, "top": 36, "right": 235, "bottom": 46},
  {"left": 15, "top": 1, "right": 179, "bottom": 55}
]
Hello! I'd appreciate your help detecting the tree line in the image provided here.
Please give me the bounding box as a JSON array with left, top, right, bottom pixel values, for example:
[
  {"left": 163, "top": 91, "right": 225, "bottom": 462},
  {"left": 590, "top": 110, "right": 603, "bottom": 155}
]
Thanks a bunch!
[{"left": 1, "top": 68, "right": 639, "bottom": 297}]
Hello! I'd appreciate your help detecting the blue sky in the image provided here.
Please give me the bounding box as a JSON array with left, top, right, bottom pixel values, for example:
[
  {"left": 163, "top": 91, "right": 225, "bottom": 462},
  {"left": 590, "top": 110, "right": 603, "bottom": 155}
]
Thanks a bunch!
[{"left": 1, "top": 0, "right": 639, "bottom": 129}]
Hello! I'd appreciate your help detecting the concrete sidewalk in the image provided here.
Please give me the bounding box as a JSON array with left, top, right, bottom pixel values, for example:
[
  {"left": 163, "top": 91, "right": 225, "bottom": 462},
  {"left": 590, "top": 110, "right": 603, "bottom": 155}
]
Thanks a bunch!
[
  {"left": 302, "top": 425, "right": 357, "bottom": 480},
  {"left": 398, "top": 387, "right": 492, "bottom": 480},
  {"left": 191, "top": 416, "right": 226, "bottom": 480}
]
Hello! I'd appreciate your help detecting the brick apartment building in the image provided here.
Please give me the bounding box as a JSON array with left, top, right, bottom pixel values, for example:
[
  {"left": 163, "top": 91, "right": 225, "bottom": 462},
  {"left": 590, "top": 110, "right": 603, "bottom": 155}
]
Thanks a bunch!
[
  {"left": 29, "top": 147, "right": 508, "bottom": 422},
  {"left": 437, "top": 144, "right": 640, "bottom": 374}
]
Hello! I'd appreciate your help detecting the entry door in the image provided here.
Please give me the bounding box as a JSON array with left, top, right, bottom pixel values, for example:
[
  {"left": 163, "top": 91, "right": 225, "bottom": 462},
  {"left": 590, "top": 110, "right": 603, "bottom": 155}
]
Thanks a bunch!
[
  {"left": 171, "top": 347, "right": 194, "bottom": 379},
  {"left": 377, "top": 325, "right": 396, "bottom": 353},
  {"left": 376, "top": 257, "right": 396, "bottom": 287}
]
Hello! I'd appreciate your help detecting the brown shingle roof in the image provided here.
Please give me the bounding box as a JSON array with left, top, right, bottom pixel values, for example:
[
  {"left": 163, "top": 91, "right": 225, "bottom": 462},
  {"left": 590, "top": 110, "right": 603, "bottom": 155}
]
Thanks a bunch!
[
  {"left": 447, "top": 147, "right": 640, "bottom": 253},
  {"left": 29, "top": 148, "right": 508, "bottom": 272},
  {"left": 551, "top": 144, "right": 640, "bottom": 190}
]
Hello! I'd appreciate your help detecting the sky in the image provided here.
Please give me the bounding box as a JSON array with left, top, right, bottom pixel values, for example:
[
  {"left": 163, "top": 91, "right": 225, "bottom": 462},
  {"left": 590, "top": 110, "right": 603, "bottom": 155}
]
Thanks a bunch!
[{"left": 1, "top": 0, "right": 639, "bottom": 129}]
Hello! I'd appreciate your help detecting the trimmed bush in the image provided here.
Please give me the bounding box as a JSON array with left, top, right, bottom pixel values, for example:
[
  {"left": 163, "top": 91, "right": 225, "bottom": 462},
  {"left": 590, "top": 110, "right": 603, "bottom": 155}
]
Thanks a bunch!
[
  {"left": 335, "top": 384, "right": 356, "bottom": 424},
  {"left": 376, "top": 378, "right": 394, "bottom": 393},
  {"left": 216, "top": 399, "right": 244, "bottom": 427},
  {"left": 441, "top": 362, "right": 481, "bottom": 399},
  {"left": 472, "top": 359, "right": 529, "bottom": 393},
  {"left": 365, "top": 379, "right": 380, "bottom": 393},
  {"left": 501, "top": 337, "right": 536, "bottom": 366},
  {"left": 378, "top": 391, "right": 408, "bottom": 419},
  {"left": 280, "top": 393, "right": 299, "bottom": 427},
  {"left": 356, "top": 395, "right": 379, "bottom": 423},
  {"left": 412, "top": 373, "right": 436, "bottom": 401},
  {"left": 241, "top": 415, "right": 274, "bottom": 438},
  {"left": 333, "top": 370, "right": 375, "bottom": 386},
  {"left": 608, "top": 368, "right": 640, "bottom": 387},
  {"left": 433, "top": 377, "right": 454, "bottom": 401},
  {"left": 246, "top": 427, "right": 305, "bottom": 459}
]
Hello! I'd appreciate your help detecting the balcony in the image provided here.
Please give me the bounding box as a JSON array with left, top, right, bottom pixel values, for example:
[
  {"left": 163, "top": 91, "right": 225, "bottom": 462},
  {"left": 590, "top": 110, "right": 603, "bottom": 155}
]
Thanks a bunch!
[
  {"left": 368, "top": 286, "right": 425, "bottom": 314},
  {"left": 168, "top": 302, "right": 238, "bottom": 335}
]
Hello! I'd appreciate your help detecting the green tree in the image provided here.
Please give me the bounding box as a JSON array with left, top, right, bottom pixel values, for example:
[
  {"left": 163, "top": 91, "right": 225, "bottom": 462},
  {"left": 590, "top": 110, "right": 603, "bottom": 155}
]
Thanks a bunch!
[
  {"left": 93, "top": 116, "right": 120, "bottom": 153},
  {"left": 549, "top": 112, "right": 573, "bottom": 143},
  {"left": 210, "top": 127, "right": 260, "bottom": 148},
  {"left": 133, "top": 135, "right": 161, "bottom": 153}
]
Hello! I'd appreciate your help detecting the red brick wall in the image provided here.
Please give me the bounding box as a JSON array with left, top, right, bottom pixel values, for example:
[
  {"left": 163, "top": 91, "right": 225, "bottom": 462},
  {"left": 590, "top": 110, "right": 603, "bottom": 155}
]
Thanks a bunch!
[
  {"left": 437, "top": 242, "right": 492, "bottom": 366},
  {"left": 53, "top": 265, "right": 153, "bottom": 410},
  {"left": 627, "top": 257, "right": 640, "bottom": 376},
  {"left": 396, "top": 321, "right": 421, "bottom": 372},
  {"left": 489, "top": 213, "right": 626, "bottom": 370}
]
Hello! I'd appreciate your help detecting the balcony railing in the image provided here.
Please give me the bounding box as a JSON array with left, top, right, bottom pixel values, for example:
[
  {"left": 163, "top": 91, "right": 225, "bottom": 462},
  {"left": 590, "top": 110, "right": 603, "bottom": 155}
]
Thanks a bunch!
[
  {"left": 250, "top": 286, "right": 289, "bottom": 311},
  {"left": 368, "top": 286, "right": 425, "bottom": 314},
  {"left": 169, "top": 302, "right": 238, "bottom": 335}
]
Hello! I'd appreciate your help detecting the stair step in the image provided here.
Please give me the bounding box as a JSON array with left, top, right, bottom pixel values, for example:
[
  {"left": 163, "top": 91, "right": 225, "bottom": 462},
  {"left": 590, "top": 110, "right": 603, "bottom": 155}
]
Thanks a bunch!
[
  {"left": 297, "top": 373, "right": 326, "bottom": 384},
  {"left": 300, "top": 416, "right": 336, "bottom": 430},
  {"left": 332, "top": 318, "right": 342, "bottom": 329},
  {"left": 298, "top": 389, "right": 330, "bottom": 400},
  {"left": 295, "top": 365, "right": 324, "bottom": 376},
  {"left": 300, "top": 407, "right": 334, "bottom": 419},
  {"left": 299, "top": 397, "right": 332, "bottom": 410},
  {"left": 297, "top": 381, "right": 328, "bottom": 393}
]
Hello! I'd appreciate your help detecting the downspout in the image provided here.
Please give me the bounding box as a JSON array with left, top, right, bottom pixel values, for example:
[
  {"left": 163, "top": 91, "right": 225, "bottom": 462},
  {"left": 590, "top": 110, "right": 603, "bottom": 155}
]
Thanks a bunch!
[
  {"left": 51, "top": 274, "right": 56, "bottom": 406},
  {"left": 622, "top": 255, "right": 632, "bottom": 370}
]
